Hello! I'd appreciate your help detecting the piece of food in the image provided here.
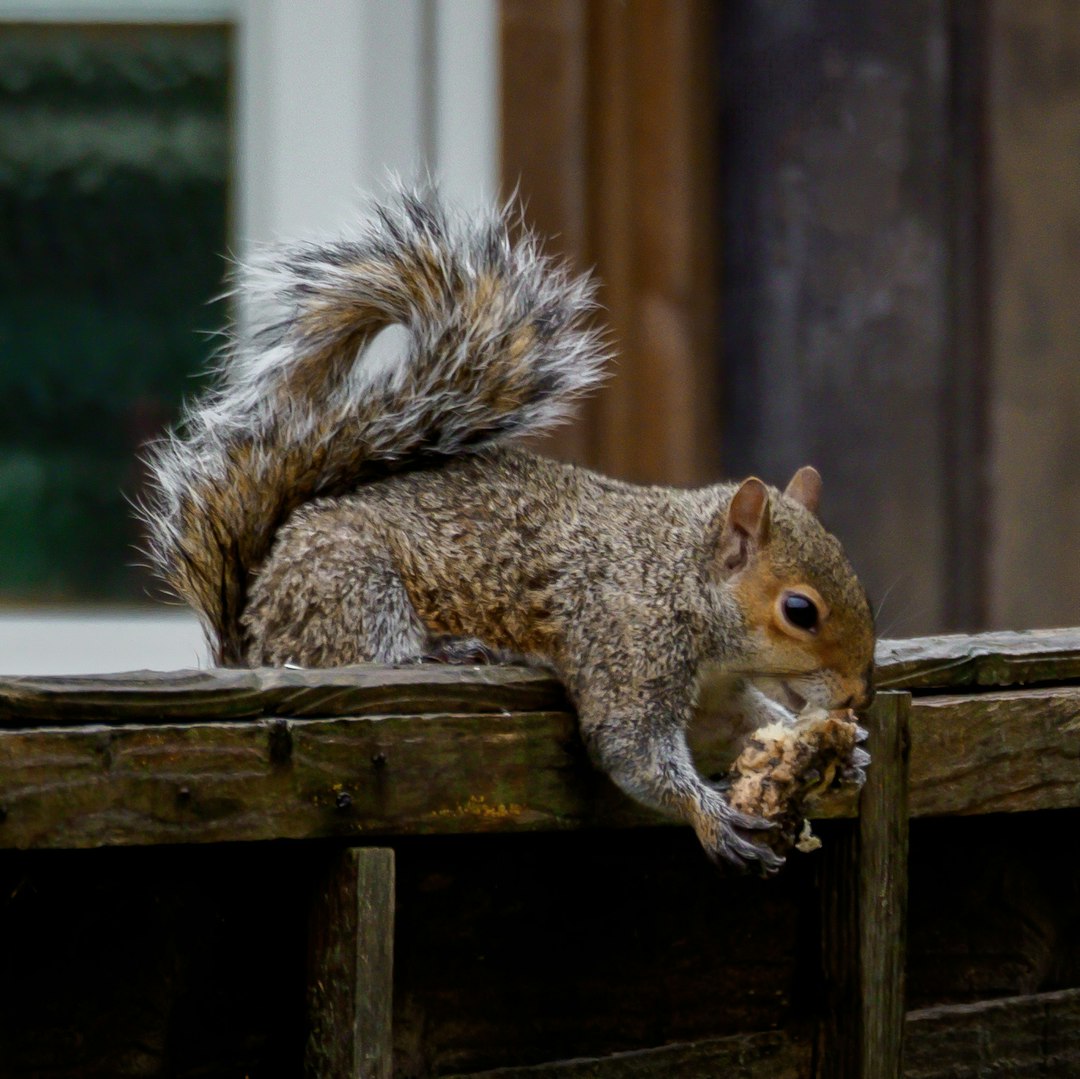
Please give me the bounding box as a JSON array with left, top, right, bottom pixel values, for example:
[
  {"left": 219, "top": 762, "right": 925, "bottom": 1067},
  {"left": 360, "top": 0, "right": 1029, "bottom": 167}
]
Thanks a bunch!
[{"left": 726, "top": 708, "right": 866, "bottom": 857}]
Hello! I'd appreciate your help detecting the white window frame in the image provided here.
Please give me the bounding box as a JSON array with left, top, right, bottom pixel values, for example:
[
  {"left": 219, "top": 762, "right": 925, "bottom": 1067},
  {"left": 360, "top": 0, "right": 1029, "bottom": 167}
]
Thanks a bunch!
[{"left": 0, "top": 0, "right": 498, "bottom": 673}]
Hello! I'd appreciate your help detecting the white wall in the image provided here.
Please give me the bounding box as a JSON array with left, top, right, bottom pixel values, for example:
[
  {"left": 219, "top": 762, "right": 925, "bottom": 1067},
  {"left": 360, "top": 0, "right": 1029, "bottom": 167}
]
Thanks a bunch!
[
  {"left": 1, "top": 0, "right": 499, "bottom": 673},
  {"left": 237, "top": 0, "right": 498, "bottom": 245}
]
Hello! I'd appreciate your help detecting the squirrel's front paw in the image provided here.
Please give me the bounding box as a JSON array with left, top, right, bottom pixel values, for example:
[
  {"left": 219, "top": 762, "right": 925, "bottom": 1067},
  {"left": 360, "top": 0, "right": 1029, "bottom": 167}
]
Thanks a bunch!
[{"left": 693, "top": 798, "right": 785, "bottom": 874}]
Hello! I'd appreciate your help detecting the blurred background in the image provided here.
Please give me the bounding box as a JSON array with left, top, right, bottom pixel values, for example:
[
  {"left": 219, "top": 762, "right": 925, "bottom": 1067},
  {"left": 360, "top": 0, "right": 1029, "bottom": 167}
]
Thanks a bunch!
[{"left": 0, "top": 0, "right": 1076, "bottom": 671}]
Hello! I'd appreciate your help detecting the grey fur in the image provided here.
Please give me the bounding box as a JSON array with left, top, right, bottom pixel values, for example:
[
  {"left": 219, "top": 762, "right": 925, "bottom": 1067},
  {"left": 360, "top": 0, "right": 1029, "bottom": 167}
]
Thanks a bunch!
[{"left": 138, "top": 187, "right": 875, "bottom": 871}]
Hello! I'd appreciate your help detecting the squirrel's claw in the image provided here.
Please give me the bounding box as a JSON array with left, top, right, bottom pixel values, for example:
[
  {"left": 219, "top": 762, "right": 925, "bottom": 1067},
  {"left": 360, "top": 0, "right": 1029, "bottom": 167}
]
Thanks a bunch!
[
  {"left": 707, "top": 828, "right": 786, "bottom": 874},
  {"left": 722, "top": 804, "right": 777, "bottom": 832},
  {"left": 838, "top": 742, "right": 872, "bottom": 788},
  {"left": 840, "top": 766, "right": 867, "bottom": 787},
  {"left": 698, "top": 795, "right": 785, "bottom": 872}
]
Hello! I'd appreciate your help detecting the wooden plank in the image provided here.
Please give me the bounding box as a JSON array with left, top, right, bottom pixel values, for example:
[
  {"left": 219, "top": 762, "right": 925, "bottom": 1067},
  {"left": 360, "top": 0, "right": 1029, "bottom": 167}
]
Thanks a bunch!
[
  {"left": 904, "top": 987, "right": 1080, "bottom": 1078},
  {"left": 0, "top": 664, "right": 568, "bottom": 727},
  {"left": 986, "top": 1, "right": 1080, "bottom": 632},
  {"left": 815, "top": 818, "right": 859, "bottom": 1078},
  {"left": 874, "top": 627, "right": 1080, "bottom": 692},
  {"left": 306, "top": 847, "right": 395, "bottom": 1079},
  {"left": 447, "top": 1028, "right": 810, "bottom": 1079},
  {"left": 0, "top": 683, "right": 1077, "bottom": 849},
  {"left": 0, "top": 710, "right": 646, "bottom": 849},
  {"left": 586, "top": 0, "right": 721, "bottom": 486},
  {"left": 815, "top": 692, "right": 910, "bottom": 1078},
  {"left": 446, "top": 987, "right": 1080, "bottom": 1078},
  {"left": 859, "top": 693, "right": 909, "bottom": 1078},
  {"left": 499, "top": 0, "right": 592, "bottom": 465},
  {"left": 501, "top": 0, "right": 720, "bottom": 485},
  {"left": 907, "top": 685, "right": 1080, "bottom": 817},
  {"left": 717, "top": 0, "right": 952, "bottom": 638},
  {"left": 942, "top": 2, "right": 990, "bottom": 631},
  {"left": 0, "top": 628, "right": 1074, "bottom": 731}
]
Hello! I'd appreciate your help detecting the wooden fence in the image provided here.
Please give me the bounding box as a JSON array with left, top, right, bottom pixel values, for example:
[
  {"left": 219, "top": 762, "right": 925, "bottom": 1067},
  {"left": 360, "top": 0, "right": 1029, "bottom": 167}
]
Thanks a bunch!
[{"left": 0, "top": 628, "right": 1078, "bottom": 1077}]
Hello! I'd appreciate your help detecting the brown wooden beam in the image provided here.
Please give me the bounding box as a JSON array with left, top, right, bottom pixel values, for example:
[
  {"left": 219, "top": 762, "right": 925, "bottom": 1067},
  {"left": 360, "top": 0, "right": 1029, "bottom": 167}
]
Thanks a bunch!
[
  {"left": 306, "top": 847, "right": 395, "bottom": 1079},
  {"left": 0, "top": 683, "right": 1078, "bottom": 849},
  {"left": 2, "top": 628, "right": 1076, "bottom": 731},
  {"left": 816, "top": 692, "right": 910, "bottom": 1078}
]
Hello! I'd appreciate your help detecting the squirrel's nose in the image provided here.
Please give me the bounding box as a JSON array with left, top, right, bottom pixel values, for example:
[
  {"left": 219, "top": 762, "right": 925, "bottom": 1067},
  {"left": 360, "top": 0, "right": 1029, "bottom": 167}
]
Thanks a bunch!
[
  {"left": 840, "top": 666, "right": 875, "bottom": 712},
  {"left": 852, "top": 664, "right": 875, "bottom": 711}
]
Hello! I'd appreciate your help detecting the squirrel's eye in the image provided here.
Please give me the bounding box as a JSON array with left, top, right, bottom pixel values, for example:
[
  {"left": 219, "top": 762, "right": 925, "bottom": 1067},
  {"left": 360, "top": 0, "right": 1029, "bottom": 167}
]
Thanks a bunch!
[{"left": 782, "top": 592, "right": 819, "bottom": 632}]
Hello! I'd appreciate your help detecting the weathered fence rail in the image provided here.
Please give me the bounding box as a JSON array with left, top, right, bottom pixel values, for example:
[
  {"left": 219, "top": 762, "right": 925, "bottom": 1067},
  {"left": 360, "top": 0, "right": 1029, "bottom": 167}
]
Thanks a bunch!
[
  {"left": 0, "top": 629, "right": 1078, "bottom": 851},
  {"left": 0, "top": 627, "right": 1078, "bottom": 1079}
]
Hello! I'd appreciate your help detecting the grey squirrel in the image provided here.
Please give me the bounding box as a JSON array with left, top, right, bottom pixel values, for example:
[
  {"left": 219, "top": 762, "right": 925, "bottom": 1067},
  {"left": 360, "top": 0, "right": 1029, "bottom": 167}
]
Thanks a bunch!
[{"left": 141, "top": 188, "right": 874, "bottom": 870}]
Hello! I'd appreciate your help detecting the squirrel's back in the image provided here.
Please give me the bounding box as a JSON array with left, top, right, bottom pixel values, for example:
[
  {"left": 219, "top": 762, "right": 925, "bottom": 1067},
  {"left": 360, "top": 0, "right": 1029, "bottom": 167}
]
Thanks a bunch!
[{"left": 140, "top": 189, "right": 608, "bottom": 664}]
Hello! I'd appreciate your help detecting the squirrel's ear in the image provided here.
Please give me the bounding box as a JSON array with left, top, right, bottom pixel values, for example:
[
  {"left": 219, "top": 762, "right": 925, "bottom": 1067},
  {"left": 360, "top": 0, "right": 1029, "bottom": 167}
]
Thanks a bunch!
[
  {"left": 783, "top": 465, "right": 822, "bottom": 515},
  {"left": 713, "top": 477, "right": 771, "bottom": 578}
]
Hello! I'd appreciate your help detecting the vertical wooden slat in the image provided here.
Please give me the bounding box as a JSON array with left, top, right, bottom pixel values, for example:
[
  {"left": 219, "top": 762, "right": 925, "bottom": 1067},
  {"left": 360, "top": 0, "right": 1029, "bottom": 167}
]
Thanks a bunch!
[
  {"left": 717, "top": 2, "right": 952, "bottom": 637},
  {"left": 499, "top": 0, "right": 592, "bottom": 465},
  {"left": 816, "top": 818, "right": 860, "bottom": 1078},
  {"left": 943, "top": 4, "right": 990, "bottom": 631},
  {"left": 306, "top": 846, "right": 395, "bottom": 1079},
  {"left": 986, "top": 0, "right": 1080, "bottom": 630},
  {"left": 817, "top": 692, "right": 910, "bottom": 1078},
  {"left": 500, "top": 0, "right": 720, "bottom": 485},
  {"left": 858, "top": 692, "right": 910, "bottom": 1078},
  {"left": 588, "top": 0, "right": 720, "bottom": 486}
]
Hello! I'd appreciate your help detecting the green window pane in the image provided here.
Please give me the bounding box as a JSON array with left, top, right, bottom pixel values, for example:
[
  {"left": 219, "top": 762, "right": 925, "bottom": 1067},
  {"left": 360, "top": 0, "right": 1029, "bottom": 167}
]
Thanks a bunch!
[{"left": 0, "top": 23, "right": 230, "bottom": 603}]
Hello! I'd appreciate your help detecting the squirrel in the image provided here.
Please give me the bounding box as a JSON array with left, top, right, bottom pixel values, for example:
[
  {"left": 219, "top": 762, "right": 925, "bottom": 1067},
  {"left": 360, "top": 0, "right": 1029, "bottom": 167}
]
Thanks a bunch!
[{"left": 141, "top": 188, "right": 875, "bottom": 871}]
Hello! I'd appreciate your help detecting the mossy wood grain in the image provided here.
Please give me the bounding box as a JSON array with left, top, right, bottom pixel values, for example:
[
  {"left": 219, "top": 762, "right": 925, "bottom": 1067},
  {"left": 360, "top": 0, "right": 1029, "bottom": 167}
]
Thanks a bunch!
[
  {"left": 0, "top": 630, "right": 1077, "bottom": 849},
  {"left": 0, "top": 710, "right": 652, "bottom": 849},
  {"left": 1, "top": 684, "right": 1077, "bottom": 849}
]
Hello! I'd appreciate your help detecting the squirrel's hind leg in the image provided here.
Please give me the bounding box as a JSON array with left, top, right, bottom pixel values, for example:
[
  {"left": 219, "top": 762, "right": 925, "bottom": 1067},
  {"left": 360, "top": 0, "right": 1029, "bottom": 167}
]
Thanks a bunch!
[{"left": 243, "top": 512, "right": 428, "bottom": 668}]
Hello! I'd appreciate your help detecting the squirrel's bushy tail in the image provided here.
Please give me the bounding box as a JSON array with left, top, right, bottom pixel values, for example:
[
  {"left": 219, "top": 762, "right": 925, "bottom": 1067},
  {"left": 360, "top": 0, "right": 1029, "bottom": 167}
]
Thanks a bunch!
[{"left": 140, "top": 188, "right": 607, "bottom": 664}]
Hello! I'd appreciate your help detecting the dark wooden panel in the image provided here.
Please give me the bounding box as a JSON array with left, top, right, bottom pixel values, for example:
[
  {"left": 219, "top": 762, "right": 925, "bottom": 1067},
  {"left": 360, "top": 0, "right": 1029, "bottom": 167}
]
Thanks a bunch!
[
  {"left": 905, "top": 988, "right": 1080, "bottom": 1078},
  {"left": 445, "top": 986, "right": 1080, "bottom": 1078},
  {"left": 306, "top": 847, "right": 395, "bottom": 1079},
  {"left": 905, "top": 811, "right": 1080, "bottom": 1008},
  {"left": 814, "top": 819, "right": 859, "bottom": 1078},
  {"left": 1, "top": 818, "right": 1078, "bottom": 1077},
  {"left": 447, "top": 1029, "right": 810, "bottom": 1078},
  {"left": 987, "top": 1, "right": 1080, "bottom": 631},
  {"left": 718, "top": 1, "right": 952, "bottom": 636}
]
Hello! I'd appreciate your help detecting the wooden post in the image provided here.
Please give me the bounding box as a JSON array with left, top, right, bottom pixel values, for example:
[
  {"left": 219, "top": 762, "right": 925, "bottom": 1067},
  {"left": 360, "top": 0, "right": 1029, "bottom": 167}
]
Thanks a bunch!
[
  {"left": 305, "top": 846, "right": 395, "bottom": 1079},
  {"left": 817, "top": 691, "right": 910, "bottom": 1078},
  {"left": 858, "top": 692, "right": 910, "bottom": 1077}
]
